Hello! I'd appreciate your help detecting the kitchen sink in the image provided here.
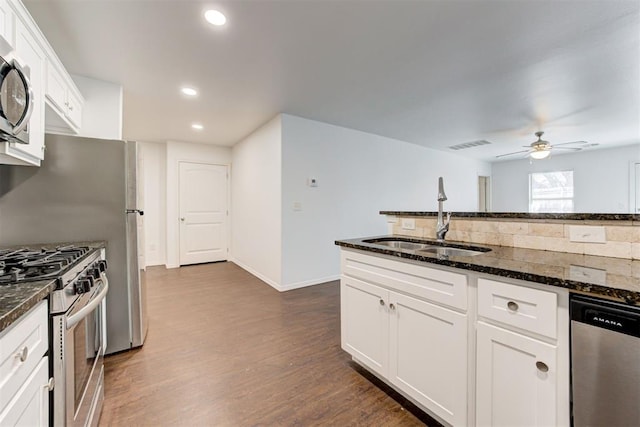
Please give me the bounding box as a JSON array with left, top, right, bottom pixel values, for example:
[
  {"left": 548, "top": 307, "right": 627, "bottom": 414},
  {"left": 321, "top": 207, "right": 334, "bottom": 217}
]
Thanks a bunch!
[
  {"left": 363, "top": 237, "right": 490, "bottom": 257},
  {"left": 417, "top": 246, "right": 486, "bottom": 257}
]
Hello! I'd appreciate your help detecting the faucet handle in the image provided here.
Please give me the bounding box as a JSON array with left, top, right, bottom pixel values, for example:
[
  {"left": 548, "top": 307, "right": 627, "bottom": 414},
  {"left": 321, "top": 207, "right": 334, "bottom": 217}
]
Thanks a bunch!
[{"left": 445, "top": 212, "right": 452, "bottom": 224}]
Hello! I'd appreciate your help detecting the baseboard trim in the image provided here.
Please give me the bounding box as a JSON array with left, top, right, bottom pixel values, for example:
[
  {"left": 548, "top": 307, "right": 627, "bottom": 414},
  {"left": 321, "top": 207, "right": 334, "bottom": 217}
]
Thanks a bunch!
[
  {"left": 229, "top": 257, "right": 339, "bottom": 292},
  {"left": 228, "top": 257, "right": 281, "bottom": 290}
]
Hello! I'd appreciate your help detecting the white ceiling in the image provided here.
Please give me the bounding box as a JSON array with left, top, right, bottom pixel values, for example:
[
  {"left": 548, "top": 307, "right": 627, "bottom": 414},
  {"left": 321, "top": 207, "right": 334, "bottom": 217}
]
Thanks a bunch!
[{"left": 24, "top": 0, "right": 640, "bottom": 161}]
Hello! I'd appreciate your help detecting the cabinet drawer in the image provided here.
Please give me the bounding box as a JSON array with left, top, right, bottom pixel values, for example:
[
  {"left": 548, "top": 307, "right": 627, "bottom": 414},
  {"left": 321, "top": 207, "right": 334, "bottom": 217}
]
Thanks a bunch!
[
  {"left": 342, "top": 250, "right": 467, "bottom": 310},
  {"left": 0, "top": 300, "right": 48, "bottom": 411},
  {"left": 478, "top": 278, "right": 557, "bottom": 339}
]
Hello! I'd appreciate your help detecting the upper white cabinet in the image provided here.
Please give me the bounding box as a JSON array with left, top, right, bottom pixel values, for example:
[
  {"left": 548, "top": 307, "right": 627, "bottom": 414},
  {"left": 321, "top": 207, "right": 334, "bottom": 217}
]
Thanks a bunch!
[
  {"left": 45, "top": 58, "right": 83, "bottom": 133},
  {"left": 0, "top": 0, "right": 14, "bottom": 47},
  {"left": 0, "top": 0, "right": 84, "bottom": 166}
]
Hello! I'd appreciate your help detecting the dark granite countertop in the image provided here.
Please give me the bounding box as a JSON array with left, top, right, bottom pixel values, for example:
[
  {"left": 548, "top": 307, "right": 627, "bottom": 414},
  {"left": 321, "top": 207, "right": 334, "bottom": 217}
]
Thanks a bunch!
[
  {"left": 336, "top": 235, "right": 640, "bottom": 305},
  {"left": 0, "top": 280, "right": 55, "bottom": 333},
  {"left": 380, "top": 211, "right": 640, "bottom": 222},
  {"left": 0, "top": 240, "right": 106, "bottom": 333}
]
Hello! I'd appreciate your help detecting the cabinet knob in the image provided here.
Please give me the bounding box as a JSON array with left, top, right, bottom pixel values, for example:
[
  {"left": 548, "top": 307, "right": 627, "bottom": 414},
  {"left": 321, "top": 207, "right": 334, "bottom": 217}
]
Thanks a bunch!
[
  {"left": 389, "top": 303, "right": 396, "bottom": 310},
  {"left": 44, "top": 377, "right": 55, "bottom": 391},
  {"left": 379, "top": 299, "right": 385, "bottom": 306},
  {"left": 536, "top": 361, "right": 549, "bottom": 373},
  {"left": 507, "top": 301, "right": 519, "bottom": 312},
  {"left": 15, "top": 346, "right": 28, "bottom": 362},
  {"left": 180, "top": 217, "right": 185, "bottom": 222},
  {"left": 69, "top": 106, "right": 74, "bottom": 111}
]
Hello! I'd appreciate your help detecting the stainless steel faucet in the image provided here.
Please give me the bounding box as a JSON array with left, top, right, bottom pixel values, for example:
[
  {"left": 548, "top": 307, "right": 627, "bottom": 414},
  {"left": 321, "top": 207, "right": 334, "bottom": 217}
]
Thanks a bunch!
[{"left": 436, "top": 177, "right": 451, "bottom": 241}]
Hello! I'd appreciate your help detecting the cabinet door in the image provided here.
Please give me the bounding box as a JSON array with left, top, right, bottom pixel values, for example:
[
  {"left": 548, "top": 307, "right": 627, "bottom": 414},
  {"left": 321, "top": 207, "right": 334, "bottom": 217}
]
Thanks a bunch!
[
  {"left": 0, "top": 0, "right": 13, "bottom": 47},
  {"left": 66, "top": 89, "right": 82, "bottom": 128},
  {"left": 0, "top": 356, "right": 48, "bottom": 426},
  {"left": 13, "top": 19, "right": 44, "bottom": 160},
  {"left": 476, "top": 322, "right": 557, "bottom": 427},
  {"left": 389, "top": 292, "right": 468, "bottom": 426},
  {"left": 341, "top": 276, "right": 389, "bottom": 377},
  {"left": 45, "top": 61, "right": 66, "bottom": 113}
]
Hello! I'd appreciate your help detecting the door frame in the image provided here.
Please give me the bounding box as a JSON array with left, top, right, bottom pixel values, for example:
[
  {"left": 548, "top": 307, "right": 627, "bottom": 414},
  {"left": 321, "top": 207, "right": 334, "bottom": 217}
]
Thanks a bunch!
[{"left": 177, "top": 160, "right": 230, "bottom": 266}]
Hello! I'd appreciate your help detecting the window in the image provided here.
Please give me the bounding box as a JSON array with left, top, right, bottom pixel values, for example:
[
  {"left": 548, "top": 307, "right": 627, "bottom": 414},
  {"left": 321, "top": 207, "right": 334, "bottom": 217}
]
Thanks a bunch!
[{"left": 529, "top": 171, "right": 574, "bottom": 213}]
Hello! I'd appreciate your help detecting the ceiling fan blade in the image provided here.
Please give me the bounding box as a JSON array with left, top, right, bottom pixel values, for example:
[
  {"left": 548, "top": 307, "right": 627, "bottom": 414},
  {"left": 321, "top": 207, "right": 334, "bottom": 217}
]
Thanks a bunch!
[
  {"left": 552, "top": 146, "right": 583, "bottom": 151},
  {"left": 553, "top": 140, "right": 588, "bottom": 146},
  {"left": 495, "top": 149, "right": 531, "bottom": 158}
]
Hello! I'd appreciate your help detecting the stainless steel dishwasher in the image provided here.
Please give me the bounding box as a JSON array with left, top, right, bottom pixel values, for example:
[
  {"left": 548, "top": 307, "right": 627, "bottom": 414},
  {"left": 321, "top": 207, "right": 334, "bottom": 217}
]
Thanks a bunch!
[{"left": 570, "top": 294, "right": 640, "bottom": 427}]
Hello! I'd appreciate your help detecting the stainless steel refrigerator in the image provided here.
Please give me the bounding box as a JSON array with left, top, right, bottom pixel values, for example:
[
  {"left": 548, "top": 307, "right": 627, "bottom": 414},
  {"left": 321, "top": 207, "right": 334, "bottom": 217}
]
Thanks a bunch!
[{"left": 0, "top": 134, "right": 148, "bottom": 354}]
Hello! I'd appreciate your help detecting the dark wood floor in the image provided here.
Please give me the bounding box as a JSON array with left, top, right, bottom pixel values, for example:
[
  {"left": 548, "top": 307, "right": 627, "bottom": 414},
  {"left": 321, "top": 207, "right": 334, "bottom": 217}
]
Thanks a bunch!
[{"left": 99, "top": 262, "right": 435, "bottom": 426}]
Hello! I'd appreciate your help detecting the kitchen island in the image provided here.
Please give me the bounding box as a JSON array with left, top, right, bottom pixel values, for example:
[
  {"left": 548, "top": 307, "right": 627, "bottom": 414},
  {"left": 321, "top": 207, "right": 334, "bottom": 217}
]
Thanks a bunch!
[{"left": 335, "top": 217, "right": 639, "bottom": 427}]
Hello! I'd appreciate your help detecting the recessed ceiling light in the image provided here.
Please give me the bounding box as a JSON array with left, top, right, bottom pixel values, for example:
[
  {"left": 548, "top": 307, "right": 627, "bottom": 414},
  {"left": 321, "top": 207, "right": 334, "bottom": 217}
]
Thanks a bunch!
[
  {"left": 192, "top": 123, "right": 204, "bottom": 130},
  {"left": 204, "top": 9, "right": 226, "bottom": 26},
  {"left": 181, "top": 87, "right": 198, "bottom": 96}
]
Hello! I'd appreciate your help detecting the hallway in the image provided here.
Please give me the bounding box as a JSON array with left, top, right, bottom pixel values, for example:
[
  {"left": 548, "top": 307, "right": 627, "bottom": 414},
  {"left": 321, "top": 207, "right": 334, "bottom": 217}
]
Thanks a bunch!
[{"left": 98, "top": 262, "right": 434, "bottom": 426}]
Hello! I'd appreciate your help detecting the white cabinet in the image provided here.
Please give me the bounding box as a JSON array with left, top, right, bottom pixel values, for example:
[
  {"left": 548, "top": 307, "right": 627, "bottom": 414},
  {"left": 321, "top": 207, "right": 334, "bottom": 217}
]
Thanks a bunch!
[
  {"left": 389, "top": 292, "right": 468, "bottom": 426},
  {"left": 0, "top": 357, "right": 49, "bottom": 426},
  {"left": 341, "top": 276, "right": 389, "bottom": 377},
  {"left": 45, "top": 59, "right": 83, "bottom": 133},
  {"left": 476, "top": 322, "right": 557, "bottom": 427},
  {"left": 476, "top": 277, "right": 569, "bottom": 427},
  {"left": 0, "top": 300, "right": 50, "bottom": 426},
  {"left": 341, "top": 250, "right": 469, "bottom": 426},
  {"left": 0, "top": 0, "right": 14, "bottom": 47}
]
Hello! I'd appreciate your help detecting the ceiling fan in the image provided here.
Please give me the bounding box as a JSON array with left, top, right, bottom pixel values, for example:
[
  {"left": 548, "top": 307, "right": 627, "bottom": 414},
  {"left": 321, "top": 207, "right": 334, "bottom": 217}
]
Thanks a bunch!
[{"left": 495, "top": 131, "right": 588, "bottom": 160}]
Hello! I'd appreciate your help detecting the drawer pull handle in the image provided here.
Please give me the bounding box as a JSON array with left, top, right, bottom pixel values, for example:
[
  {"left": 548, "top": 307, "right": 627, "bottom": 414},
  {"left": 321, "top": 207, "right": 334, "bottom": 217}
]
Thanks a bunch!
[
  {"left": 16, "top": 346, "right": 28, "bottom": 362},
  {"left": 379, "top": 299, "right": 385, "bottom": 306},
  {"left": 536, "top": 361, "right": 549, "bottom": 373},
  {"left": 389, "top": 303, "right": 396, "bottom": 311},
  {"left": 507, "top": 301, "right": 519, "bottom": 312}
]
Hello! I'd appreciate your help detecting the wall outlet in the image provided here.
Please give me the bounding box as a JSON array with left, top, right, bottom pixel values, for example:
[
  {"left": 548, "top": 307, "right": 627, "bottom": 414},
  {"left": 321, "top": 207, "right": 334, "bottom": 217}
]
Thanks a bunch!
[
  {"left": 292, "top": 201, "right": 302, "bottom": 211},
  {"left": 569, "top": 265, "right": 607, "bottom": 285},
  {"left": 569, "top": 225, "right": 606, "bottom": 243},
  {"left": 387, "top": 216, "right": 398, "bottom": 224},
  {"left": 401, "top": 218, "right": 415, "bottom": 230}
]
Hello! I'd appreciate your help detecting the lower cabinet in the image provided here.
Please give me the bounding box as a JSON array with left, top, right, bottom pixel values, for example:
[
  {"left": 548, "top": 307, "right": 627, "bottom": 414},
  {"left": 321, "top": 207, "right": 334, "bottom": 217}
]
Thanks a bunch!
[
  {"left": 341, "top": 275, "right": 468, "bottom": 426},
  {"left": 389, "top": 292, "right": 468, "bottom": 426},
  {"left": 340, "top": 249, "right": 570, "bottom": 427},
  {"left": 0, "top": 356, "right": 49, "bottom": 426},
  {"left": 476, "top": 322, "right": 557, "bottom": 427}
]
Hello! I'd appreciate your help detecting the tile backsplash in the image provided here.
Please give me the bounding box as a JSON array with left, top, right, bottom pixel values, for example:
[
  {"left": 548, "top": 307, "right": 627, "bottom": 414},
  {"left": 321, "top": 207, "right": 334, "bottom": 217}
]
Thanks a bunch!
[{"left": 388, "top": 216, "right": 639, "bottom": 260}]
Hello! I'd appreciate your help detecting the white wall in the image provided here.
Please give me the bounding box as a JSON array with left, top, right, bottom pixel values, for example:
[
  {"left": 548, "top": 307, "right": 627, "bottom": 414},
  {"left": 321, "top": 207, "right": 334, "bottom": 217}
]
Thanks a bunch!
[
  {"left": 280, "top": 114, "right": 491, "bottom": 289},
  {"left": 71, "top": 74, "right": 123, "bottom": 140},
  {"left": 139, "top": 142, "right": 167, "bottom": 266},
  {"left": 230, "top": 116, "right": 283, "bottom": 288},
  {"left": 492, "top": 143, "right": 640, "bottom": 212},
  {"left": 165, "top": 141, "right": 231, "bottom": 268}
]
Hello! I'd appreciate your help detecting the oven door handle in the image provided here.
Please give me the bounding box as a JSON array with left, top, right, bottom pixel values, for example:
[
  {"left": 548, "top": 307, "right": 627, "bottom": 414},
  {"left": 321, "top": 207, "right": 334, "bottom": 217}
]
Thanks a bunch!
[{"left": 66, "top": 281, "right": 109, "bottom": 330}]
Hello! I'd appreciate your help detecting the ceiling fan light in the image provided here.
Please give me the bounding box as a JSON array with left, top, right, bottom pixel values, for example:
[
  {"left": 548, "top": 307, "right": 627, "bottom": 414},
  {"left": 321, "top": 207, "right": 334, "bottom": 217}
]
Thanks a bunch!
[{"left": 530, "top": 149, "right": 550, "bottom": 160}]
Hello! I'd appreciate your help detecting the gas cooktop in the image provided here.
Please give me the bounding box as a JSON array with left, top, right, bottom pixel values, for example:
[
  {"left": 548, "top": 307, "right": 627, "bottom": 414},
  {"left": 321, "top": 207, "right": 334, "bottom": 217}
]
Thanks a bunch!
[{"left": 0, "top": 245, "right": 94, "bottom": 286}]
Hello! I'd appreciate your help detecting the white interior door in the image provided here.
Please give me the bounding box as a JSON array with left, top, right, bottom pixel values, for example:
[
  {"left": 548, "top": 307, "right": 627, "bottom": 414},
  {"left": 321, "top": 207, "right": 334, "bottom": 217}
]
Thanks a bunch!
[{"left": 179, "top": 162, "right": 228, "bottom": 265}]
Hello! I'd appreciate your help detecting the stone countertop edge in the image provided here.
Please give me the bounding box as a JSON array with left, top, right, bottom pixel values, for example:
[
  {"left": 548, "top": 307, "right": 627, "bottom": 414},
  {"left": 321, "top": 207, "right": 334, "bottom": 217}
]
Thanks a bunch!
[
  {"left": 335, "top": 236, "right": 640, "bottom": 305},
  {"left": 380, "top": 211, "right": 640, "bottom": 221},
  {"left": 1, "top": 240, "right": 107, "bottom": 251},
  {"left": 0, "top": 280, "right": 56, "bottom": 334}
]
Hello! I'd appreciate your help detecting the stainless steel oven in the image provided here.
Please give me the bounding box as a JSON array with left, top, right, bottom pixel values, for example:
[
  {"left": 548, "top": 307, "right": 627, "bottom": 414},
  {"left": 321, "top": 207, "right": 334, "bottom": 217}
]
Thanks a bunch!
[{"left": 52, "top": 251, "right": 109, "bottom": 427}]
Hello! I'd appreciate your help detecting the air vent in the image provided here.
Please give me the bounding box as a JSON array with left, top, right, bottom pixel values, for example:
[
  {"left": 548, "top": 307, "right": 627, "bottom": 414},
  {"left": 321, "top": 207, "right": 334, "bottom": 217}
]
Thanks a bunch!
[{"left": 448, "top": 140, "right": 492, "bottom": 151}]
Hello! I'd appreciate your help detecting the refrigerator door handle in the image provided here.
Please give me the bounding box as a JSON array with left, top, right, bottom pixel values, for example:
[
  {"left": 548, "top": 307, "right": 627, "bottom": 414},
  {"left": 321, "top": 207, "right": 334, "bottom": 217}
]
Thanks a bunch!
[{"left": 126, "top": 209, "right": 144, "bottom": 215}]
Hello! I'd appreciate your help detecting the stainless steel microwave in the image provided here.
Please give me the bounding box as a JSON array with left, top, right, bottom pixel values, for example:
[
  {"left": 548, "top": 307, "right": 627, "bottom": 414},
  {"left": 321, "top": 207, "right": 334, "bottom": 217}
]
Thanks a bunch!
[{"left": 0, "top": 50, "right": 33, "bottom": 145}]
